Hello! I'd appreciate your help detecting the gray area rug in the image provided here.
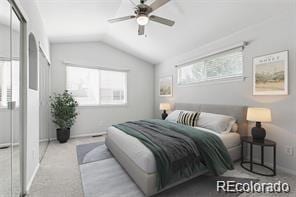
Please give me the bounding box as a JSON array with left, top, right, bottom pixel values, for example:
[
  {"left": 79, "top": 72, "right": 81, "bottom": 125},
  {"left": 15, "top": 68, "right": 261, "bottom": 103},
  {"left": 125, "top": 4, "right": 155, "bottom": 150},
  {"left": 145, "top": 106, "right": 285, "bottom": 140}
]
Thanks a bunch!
[
  {"left": 77, "top": 143, "right": 259, "bottom": 197},
  {"left": 76, "top": 142, "right": 112, "bottom": 165}
]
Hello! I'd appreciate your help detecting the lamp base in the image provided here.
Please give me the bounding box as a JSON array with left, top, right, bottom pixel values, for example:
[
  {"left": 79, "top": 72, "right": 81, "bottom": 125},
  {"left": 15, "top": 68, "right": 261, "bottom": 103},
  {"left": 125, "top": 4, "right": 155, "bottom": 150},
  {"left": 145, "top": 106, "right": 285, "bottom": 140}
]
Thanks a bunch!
[
  {"left": 251, "top": 122, "right": 266, "bottom": 140},
  {"left": 161, "top": 110, "right": 168, "bottom": 120}
]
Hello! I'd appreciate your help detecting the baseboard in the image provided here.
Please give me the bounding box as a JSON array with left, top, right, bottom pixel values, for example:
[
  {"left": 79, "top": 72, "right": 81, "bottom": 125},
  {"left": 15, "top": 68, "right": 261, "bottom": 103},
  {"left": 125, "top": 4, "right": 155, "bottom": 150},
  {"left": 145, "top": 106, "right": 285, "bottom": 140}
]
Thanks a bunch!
[
  {"left": 0, "top": 143, "right": 11, "bottom": 148},
  {"left": 50, "top": 131, "right": 106, "bottom": 141},
  {"left": 0, "top": 142, "right": 20, "bottom": 148},
  {"left": 71, "top": 132, "right": 107, "bottom": 138},
  {"left": 277, "top": 164, "right": 296, "bottom": 175},
  {"left": 0, "top": 140, "right": 50, "bottom": 149},
  {"left": 39, "top": 138, "right": 50, "bottom": 143},
  {"left": 26, "top": 163, "right": 40, "bottom": 193},
  {"left": 245, "top": 157, "right": 296, "bottom": 176}
]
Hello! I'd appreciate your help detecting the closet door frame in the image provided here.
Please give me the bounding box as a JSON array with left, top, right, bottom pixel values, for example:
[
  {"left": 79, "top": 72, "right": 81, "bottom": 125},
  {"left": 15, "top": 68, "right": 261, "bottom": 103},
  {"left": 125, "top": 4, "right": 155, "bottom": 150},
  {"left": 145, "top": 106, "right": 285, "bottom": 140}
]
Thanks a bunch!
[
  {"left": 9, "top": 0, "right": 27, "bottom": 196},
  {"left": 38, "top": 47, "right": 50, "bottom": 162}
]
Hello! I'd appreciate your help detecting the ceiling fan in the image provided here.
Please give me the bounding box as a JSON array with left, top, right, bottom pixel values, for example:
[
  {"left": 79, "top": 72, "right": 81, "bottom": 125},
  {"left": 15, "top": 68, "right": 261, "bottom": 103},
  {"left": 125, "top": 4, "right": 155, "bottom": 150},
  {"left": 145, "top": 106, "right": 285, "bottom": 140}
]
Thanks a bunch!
[{"left": 108, "top": 0, "right": 175, "bottom": 36}]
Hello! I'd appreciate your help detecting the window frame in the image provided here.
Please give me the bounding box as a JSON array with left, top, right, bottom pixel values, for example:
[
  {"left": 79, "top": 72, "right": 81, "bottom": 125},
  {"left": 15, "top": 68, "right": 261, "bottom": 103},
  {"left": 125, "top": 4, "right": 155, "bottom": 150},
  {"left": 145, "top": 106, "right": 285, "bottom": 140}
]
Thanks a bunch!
[
  {"left": 176, "top": 47, "right": 245, "bottom": 86},
  {"left": 66, "top": 65, "right": 128, "bottom": 107}
]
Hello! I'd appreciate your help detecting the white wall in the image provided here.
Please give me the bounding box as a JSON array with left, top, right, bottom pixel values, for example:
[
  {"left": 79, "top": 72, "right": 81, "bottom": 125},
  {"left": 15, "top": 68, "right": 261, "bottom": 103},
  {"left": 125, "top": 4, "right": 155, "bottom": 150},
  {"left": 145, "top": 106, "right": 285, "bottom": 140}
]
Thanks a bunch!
[
  {"left": 50, "top": 42, "right": 154, "bottom": 138},
  {"left": 155, "top": 13, "right": 296, "bottom": 173},
  {"left": 14, "top": 0, "right": 50, "bottom": 192}
]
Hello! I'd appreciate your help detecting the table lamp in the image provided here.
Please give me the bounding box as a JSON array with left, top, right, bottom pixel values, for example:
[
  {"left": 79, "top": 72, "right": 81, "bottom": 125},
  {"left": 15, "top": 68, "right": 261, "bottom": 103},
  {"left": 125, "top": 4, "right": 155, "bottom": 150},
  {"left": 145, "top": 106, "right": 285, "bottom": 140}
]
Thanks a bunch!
[
  {"left": 247, "top": 107, "right": 272, "bottom": 140},
  {"left": 160, "top": 103, "right": 171, "bottom": 120}
]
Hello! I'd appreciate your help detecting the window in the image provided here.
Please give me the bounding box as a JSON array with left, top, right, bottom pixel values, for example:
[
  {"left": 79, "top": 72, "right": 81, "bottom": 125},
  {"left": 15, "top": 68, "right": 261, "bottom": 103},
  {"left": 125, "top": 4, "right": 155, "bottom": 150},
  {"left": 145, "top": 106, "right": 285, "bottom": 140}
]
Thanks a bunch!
[
  {"left": 100, "top": 70, "right": 127, "bottom": 105},
  {"left": 66, "top": 66, "right": 127, "bottom": 106},
  {"left": 177, "top": 48, "right": 243, "bottom": 85},
  {"left": 0, "top": 60, "right": 19, "bottom": 108}
]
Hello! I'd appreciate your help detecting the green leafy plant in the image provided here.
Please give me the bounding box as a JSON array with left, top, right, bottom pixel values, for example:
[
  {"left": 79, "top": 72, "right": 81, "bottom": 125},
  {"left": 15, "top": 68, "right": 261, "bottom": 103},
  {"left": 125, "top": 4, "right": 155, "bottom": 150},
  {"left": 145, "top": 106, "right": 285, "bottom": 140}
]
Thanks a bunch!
[{"left": 50, "top": 90, "right": 78, "bottom": 129}]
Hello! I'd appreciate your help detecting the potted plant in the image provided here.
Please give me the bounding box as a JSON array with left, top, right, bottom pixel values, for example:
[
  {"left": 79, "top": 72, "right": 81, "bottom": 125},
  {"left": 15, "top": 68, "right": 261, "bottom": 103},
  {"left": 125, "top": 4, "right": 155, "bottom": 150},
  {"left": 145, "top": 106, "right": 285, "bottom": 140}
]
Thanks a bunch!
[{"left": 50, "top": 90, "right": 78, "bottom": 143}]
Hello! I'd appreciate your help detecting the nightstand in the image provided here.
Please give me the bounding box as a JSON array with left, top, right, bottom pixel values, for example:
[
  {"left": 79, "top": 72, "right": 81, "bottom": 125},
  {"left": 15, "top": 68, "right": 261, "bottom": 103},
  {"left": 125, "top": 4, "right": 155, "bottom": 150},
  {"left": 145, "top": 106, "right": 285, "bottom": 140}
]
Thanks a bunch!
[{"left": 241, "top": 136, "right": 276, "bottom": 176}]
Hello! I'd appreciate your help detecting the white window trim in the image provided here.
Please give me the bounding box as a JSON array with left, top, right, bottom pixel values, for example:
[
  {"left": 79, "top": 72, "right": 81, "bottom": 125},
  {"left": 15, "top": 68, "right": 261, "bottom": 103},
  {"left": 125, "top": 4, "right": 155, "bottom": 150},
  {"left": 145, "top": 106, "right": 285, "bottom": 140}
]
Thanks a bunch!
[
  {"left": 76, "top": 103, "right": 129, "bottom": 108},
  {"left": 176, "top": 42, "right": 247, "bottom": 86},
  {"left": 176, "top": 75, "right": 247, "bottom": 88},
  {"left": 65, "top": 64, "right": 128, "bottom": 107}
]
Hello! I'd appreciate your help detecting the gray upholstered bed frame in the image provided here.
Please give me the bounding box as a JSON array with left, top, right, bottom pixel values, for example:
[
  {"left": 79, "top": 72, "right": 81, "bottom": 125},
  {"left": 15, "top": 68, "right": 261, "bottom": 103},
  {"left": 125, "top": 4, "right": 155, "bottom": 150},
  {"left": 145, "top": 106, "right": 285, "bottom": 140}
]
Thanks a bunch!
[{"left": 106, "top": 103, "right": 248, "bottom": 196}]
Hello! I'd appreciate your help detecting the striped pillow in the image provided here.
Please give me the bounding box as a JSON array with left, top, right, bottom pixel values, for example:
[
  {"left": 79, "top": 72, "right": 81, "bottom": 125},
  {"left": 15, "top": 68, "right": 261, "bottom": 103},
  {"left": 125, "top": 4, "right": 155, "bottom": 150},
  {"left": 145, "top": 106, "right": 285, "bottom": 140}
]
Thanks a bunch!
[{"left": 177, "top": 111, "right": 200, "bottom": 127}]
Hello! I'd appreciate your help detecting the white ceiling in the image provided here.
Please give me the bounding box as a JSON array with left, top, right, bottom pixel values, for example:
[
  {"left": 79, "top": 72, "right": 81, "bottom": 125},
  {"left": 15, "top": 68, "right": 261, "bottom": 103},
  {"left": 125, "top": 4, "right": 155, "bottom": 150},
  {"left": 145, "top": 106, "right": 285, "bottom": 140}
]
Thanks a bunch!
[{"left": 36, "top": 0, "right": 294, "bottom": 64}]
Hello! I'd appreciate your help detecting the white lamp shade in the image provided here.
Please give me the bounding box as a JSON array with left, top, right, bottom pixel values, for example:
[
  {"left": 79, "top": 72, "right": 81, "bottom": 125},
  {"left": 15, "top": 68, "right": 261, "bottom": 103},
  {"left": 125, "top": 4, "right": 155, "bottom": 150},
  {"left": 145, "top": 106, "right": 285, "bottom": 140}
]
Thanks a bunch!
[
  {"left": 160, "top": 103, "right": 171, "bottom": 111},
  {"left": 247, "top": 108, "right": 272, "bottom": 122}
]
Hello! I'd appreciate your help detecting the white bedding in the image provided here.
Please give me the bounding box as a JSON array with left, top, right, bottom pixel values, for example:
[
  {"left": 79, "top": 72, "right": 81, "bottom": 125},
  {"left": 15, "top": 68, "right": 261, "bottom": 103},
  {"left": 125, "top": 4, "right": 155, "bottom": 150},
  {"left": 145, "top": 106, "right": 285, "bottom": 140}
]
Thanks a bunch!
[{"left": 107, "top": 126, "right": 240, "bottom": 174}]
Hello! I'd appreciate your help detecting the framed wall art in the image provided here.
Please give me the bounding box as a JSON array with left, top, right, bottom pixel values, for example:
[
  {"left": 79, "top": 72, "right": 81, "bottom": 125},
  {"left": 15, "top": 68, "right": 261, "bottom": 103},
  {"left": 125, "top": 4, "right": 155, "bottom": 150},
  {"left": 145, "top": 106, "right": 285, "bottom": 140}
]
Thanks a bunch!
[
  {"left": 159, "top": 76, "right": 173, "bottom": 97},
  {"left": 253, "top": 51, "right": 288, "bottom": 95}
]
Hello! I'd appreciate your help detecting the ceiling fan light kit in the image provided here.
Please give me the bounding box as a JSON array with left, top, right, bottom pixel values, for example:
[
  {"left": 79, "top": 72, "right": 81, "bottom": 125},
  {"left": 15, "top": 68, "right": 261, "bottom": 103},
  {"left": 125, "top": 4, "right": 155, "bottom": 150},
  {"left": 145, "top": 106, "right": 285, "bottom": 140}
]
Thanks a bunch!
[
  {"left": 137, "top": 15, "right": 149, "bottom": 26},
  {"left": 108, "top": 0, "right": 175, "bottom": 36}
]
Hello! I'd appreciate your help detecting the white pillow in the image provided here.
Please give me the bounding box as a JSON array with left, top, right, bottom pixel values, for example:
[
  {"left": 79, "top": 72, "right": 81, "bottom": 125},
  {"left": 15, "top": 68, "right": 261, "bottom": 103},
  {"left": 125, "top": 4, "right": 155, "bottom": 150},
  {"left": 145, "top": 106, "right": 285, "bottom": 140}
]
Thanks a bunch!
[
  {"left": 165, "top": 110, "right": 182, "bottom": 122},
  {"left": 166, "top": 110, "right": 197, "bottom": 122},
  {"left": 196, "top": 112, "right": 236, "bottom": 134},
  {"left": 231, "top": 123, "right": 239, "bottom": 132}
]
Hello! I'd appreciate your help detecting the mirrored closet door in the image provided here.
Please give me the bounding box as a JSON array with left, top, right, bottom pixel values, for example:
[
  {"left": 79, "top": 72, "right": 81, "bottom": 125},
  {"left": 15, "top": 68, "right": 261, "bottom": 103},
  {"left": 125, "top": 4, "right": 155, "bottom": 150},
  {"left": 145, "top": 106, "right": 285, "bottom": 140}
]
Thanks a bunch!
[
  {"left": 0, "top": 0, "right": 23, "bottom": 196},
  {"left": 39, "top": 48, "right": 50, "bottom": 161}
]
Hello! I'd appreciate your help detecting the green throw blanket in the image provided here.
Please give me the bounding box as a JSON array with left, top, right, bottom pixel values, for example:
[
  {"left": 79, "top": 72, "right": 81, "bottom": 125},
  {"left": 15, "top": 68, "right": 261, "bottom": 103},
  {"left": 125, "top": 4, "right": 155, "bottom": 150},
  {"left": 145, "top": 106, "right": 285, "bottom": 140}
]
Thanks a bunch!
[{"left": 113, "top": 119, "right": 234, "bottom": 189}]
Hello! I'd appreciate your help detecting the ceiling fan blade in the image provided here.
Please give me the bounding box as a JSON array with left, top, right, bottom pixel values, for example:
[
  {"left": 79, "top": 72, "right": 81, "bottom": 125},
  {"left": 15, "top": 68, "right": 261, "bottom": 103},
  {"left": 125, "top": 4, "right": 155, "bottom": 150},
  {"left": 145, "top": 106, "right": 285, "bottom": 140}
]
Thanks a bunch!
[
  {"left": 149, "top": 15, "right": 175, "bottom": 26},
  {"left": 108, "top": 15, "right": 136, "bottom": 23},
  {"left": 128, "top": 0, "right": 137, "bottom": 6},
  {"left": 149, "top": 0, "right": 170, "bottom": 12},
  {"left": 138, "top": 25, "right": 145, "bottom": 35}
]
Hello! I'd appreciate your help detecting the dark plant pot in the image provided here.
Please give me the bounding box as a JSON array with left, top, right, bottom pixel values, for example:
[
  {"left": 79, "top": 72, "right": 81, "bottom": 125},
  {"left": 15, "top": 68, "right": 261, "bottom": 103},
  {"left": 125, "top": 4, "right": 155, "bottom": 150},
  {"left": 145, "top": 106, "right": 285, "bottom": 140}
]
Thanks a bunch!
[{"left": 56, "top": 128, "right": 70, "bottom": 143}]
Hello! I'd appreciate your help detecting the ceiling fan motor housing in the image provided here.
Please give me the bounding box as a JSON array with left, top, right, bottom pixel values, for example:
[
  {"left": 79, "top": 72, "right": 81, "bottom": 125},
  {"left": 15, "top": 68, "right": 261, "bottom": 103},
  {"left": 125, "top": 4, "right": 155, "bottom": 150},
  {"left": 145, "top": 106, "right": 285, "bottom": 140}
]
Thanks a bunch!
[
  {"left": 108, "top": 0, "right": 175, "bottom": 35},
  {"left": 135, "top": 4, "right": 151, "bottom": 16}
]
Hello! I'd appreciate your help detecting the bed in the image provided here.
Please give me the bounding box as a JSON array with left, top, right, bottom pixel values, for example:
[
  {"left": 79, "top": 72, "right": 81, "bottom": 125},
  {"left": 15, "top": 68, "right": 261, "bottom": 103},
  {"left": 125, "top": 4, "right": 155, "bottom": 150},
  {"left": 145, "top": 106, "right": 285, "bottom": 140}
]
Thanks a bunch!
[{"left": 105, "top": 103, "right": 247, "bottom": 196}]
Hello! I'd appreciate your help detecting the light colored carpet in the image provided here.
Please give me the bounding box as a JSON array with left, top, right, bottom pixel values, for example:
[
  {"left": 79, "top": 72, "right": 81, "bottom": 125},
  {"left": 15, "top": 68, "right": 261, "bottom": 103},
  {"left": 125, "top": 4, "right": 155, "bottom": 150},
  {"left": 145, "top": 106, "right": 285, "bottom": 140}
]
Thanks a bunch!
[
  {"left": 0, "top": 146, "right": 21, "bottom": 197},
  {"left": 28, "top": 137, "right": 105, "bottom": 197},
  {"left": 28, "top": 137, "right": 296, "bottom": 197},
  {"left": 80, "top": 157, "right": 259, "bottom": 197},
  {"left": 78, "top": 143, "right": 259, "bottom": 197}
]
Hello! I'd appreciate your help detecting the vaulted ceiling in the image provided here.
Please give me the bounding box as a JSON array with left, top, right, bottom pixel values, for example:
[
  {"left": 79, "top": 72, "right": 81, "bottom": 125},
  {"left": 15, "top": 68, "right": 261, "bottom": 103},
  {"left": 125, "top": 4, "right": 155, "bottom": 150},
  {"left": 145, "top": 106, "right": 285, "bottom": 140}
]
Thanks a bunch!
[{"left": 36, "top": 0, "right": 294, "bottom": 64}]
